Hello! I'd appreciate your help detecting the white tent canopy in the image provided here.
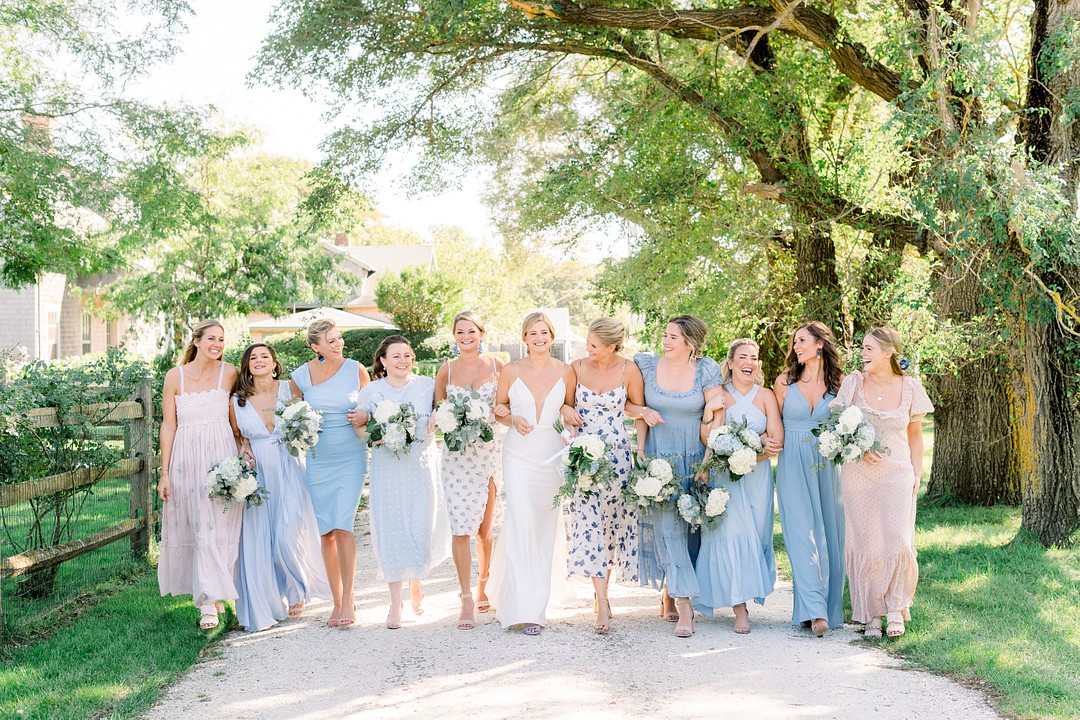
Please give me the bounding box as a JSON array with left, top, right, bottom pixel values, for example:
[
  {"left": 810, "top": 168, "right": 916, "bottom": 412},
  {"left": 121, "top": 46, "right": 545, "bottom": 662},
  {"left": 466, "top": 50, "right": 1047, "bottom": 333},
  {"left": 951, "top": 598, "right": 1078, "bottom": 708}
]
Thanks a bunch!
[{"left": 248, "top": 307, "right": 396, "bottom": 340}]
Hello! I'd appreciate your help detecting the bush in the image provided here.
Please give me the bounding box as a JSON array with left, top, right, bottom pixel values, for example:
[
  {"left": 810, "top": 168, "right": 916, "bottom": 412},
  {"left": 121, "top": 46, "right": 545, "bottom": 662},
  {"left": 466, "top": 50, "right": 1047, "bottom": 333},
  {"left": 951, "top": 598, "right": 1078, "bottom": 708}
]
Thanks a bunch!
[{"left": 239, "top": 329, "right": 454, "bottom": 377}]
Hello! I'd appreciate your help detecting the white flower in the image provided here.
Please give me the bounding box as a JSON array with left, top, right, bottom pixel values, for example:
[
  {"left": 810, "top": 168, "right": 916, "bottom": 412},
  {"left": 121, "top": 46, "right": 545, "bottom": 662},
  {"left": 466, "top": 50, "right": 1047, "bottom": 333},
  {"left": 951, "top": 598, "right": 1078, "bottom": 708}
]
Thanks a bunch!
[
  {"left": 854, "top": 422, "right": 876, "bottom": 450},
  {"left": 575, "top": 434, "right": 606, "bottom": 459},
  {"left": 841, "top": 443, "right": 863, "bottom": 464},
  {"left": 234, "top": 475, "right": 258, "bottom": 500},
  {"left": 705, "top": 488, "right": 730, "bottom": 517},
  {"left": 677, "top": 494, "right": 700, "bottom": 523},
  {"left": 435, "top": 403, "right": 459, "bottom": 433},
  {"left": 373, "top": 400, "right": 400, "bottom": 425},
  {"left": 282, "top": 401, "right": 308, "bottom": 420},
  {"left": 634, "top": 475, "right": 665, "bottom": 499},
  {"left": 465, "top": 400, "right": 487, "bottom": 422},
  {"left": 648, "top": 459, "right": 673, "bottom": 481},
  {"left": 837, "top": 406, "right": 863, "bottom": 435},
  {"left": 817, "top": 430, "right": 841, "bottom": 458},
  {"left": 221, "top": 457, "right": 241, "bottom": 482},
  {"left": 710, "top": 432, "right": 741, "bottom": 456},
  {"left": 728, "top": 447, "right": 759, "bottom": 477},
  {"left": 576, "top": 473, "right": 594, "bottom": 490},
  {"left": 738, "top": 428, "right": 763, "bottom": 451},
  {"left": 382, "top": 423, "right": 408, "bottom": 451}
]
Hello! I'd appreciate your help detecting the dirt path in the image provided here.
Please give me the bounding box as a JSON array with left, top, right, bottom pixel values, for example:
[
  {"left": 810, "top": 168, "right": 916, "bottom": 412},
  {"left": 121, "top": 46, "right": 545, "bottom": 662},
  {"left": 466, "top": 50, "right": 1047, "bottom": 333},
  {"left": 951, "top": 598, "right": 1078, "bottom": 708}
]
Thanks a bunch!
[{"left": 145, "top": 512, "right": 1002, "bottom": 720}]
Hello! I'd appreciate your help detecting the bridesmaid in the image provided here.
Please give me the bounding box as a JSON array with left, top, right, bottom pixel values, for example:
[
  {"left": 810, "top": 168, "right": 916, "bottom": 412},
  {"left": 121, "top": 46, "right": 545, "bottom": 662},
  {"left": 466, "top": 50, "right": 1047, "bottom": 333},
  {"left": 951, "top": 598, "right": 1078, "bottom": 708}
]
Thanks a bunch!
[
  {"left": 774, "top": 321, "right": 845, "bottom": 636},
  {"left": 561, "top": 317, "right": 644, "bottom": 633},
  {"left": 833, "top": 327, "right": 932, "bottom": 639},
  {"left": 488, "top": 311, "right": 576, "bottom": 636},
  {"left": 433, "top": 312, "right": 504, "bottom": 630},
  {"left": 291, "top": 318, "right": 370, "bottom": 628},
  {"left": 352, "top": 335, "right": 450, "bottom": 629},
  {"left": 157, "top": 319, "right": 242, "bottom": 630},
  {"left": 631, "top": 315, "right": 721, "bottom": 638},
  {"left": 695, "top": 338, "right": 782, "bottom": 633},
  {"left": 230, "top": 343, "right": 330, "bottom": 632}
]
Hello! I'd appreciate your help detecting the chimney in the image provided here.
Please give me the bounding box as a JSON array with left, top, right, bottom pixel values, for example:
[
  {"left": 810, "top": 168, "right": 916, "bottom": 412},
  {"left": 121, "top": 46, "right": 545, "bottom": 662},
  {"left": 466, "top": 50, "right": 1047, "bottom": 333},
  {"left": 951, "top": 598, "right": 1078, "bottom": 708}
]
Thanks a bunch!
[
  {"left": 334, "top": 232, "right": 349, "bottom": 247},
  {"left": 21, "top": 114, "right": 53, "bottom": 149}
]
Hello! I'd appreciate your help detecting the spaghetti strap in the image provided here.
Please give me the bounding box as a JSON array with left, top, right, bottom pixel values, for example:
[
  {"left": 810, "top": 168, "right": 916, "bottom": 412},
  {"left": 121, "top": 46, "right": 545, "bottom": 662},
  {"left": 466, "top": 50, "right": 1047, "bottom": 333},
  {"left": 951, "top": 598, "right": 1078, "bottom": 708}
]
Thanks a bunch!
[
  {"left": 216, "top": 361, "right": 226, "bottom": 390},
  {"left": 490, "top": 356, "right": 498, "bottom": 379},
  {"left": 446, "top": 360, "right": 453, "bottom": 388},
  {"left": 179, "top": 366, "right": 185, "bottom": 395}
]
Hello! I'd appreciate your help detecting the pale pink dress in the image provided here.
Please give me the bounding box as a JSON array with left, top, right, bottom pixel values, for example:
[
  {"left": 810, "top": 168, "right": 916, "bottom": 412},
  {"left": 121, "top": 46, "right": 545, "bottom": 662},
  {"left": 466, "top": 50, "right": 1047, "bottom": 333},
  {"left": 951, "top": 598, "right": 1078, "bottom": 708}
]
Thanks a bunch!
[
  {"left": 833, "top": 372, "right": 933, "bottom": 624},
  {"left": 158, "top": 362, "right": 243, "bottom": 607}
]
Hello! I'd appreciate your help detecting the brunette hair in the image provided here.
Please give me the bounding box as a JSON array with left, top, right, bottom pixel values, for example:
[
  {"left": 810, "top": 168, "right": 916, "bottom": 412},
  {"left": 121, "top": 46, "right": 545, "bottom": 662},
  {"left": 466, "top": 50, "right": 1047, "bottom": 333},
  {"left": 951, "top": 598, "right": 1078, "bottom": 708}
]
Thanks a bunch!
[
  {"left": 720, "top": 338, "right": 764, "bottom": 385},
  {"left": 783, "top": 321, "right": 842, "bottom": 394},
  {"left": 866, "top": 327, "right": 906, "bottom": 376},
  {"left": 588, "top": 317, "right": 625, "bottom": 353},
  {"left": 179, "top": 319, "right": 224, "bottom": 366},
  {"left": 372, "top": 334, "right": 412, "bottom": 379},
  {"left": 666, "top": 315, "right": 708, "bottom": 359},
  {"left": 232, "top": 343, "right": 284, "bottom": 406},
  {"left": 452, "top": 311, "right": 486, "bottom": 334}
]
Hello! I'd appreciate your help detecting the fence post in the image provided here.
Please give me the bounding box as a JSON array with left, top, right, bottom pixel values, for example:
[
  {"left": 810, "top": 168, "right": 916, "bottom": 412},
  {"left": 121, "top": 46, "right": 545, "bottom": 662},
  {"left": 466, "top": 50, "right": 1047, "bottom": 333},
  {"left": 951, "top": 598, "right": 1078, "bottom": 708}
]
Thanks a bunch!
[{"left": 129, "top": 383, "right": 154, "bottom": 560}]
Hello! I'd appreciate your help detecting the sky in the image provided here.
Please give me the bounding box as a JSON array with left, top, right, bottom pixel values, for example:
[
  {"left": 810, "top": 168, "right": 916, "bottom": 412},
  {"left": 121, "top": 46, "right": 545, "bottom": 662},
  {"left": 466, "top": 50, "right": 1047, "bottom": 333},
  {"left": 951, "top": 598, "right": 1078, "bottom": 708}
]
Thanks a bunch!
[{"left": 129, "top": 0, "right": 496, "bottom": 242}]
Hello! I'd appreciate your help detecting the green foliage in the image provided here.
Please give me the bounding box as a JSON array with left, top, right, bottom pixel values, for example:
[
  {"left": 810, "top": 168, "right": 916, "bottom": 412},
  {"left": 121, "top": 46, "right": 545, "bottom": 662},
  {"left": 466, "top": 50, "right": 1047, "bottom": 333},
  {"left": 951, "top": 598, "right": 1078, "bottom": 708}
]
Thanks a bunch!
[
  {"left": 252, "top": 329, "right": 447, "bottom": 376},
  {"left": 375, "top": 266, "right": 463, "bottom": 336}
]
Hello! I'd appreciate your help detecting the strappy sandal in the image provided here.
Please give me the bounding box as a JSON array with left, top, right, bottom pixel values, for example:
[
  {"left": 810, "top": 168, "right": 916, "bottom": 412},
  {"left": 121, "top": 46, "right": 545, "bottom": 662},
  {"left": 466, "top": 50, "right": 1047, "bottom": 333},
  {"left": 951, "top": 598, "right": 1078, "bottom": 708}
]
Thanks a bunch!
[
  {"left": 886, "top": 613, "right": 905, "bottom": 638},
  {"left": 864, "top": 616, "right": 883, "bottom": 638},
  {"left": 457, "top": 593, "right": 475, "bottom": 630},
  {"left": 659, "top": 590, "right": 678, "bottom": 623},
  {"left": 594, "top": 598, "right": 612, "bottom": 634},
  {"left": 674, "top": 599, "right": 695, "bottom": 638},
  {"left": 386, "top": 601, "right": 403, "bottom": 630},
  {"left": 410, "top": 586, "right": 425, "bottom": 616},
  {"left": 733, "top": 604, "right": 750, "bottom": 634},
  {"left": 811, "top": 618, "right": 829, "bottom": 637},
  {"left": 288, "top": 601, "right": 305, "bottom": 617},
  {"left": 199, "top": 604, "right": 219, "bottom": 631},
  {"left": 475, "top": 577, "right": 491, "bottom": 613},
  {"left": 522, "top": 624, "right": 542, "bottom": 636}
]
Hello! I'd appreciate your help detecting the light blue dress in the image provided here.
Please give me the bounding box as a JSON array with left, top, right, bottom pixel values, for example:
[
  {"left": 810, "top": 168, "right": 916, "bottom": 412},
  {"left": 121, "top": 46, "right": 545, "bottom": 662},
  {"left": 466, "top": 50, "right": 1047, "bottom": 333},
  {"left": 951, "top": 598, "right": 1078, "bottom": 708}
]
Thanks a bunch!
[
  {"left": 634, "top": 353, "right": 721, "bottom": 598},
  {"left": 694, "top": 383, "right": 776, "bottom": 615},
  {"left": 291, "top": 359, "right": 368, "bottom": 535},
  {"left": 355, "top": 375, "right": 450, "bottom": 583},
  {"left": 776, "top": 382, "right": 845, "bottom": 628},
  {"left": 233, "top": 381, "right": 331, "bottom": 632}
]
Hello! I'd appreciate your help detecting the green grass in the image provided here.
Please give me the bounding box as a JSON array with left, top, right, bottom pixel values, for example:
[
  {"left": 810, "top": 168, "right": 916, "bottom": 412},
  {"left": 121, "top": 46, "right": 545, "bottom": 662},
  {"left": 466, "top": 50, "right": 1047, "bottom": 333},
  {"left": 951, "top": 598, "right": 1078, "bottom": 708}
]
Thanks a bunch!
[{"left": 0, "top": 566, "right": 233, "bottom": 720}]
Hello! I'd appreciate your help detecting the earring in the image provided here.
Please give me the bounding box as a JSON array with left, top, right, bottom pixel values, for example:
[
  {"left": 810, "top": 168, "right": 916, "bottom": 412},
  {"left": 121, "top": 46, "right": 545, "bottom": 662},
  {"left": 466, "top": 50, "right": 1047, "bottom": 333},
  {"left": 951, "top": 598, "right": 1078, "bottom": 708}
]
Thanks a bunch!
[
  {"left": 816, "top": 348, "right": 822, "bottom": 358},
  {"left": 478, "top": 340, "right": 484, "bottom": 354},
  {"left": 317, "top": 352, "right": 325, "bottom": 363},
  {"left": 452, "top": 344, "right": 460, "bottom": 357},
  {"left": 273, "top": 370, "right": 279, "bottom": 378},
  {"left": 899, "top": 358, "right": 910, "bottom": 371}
]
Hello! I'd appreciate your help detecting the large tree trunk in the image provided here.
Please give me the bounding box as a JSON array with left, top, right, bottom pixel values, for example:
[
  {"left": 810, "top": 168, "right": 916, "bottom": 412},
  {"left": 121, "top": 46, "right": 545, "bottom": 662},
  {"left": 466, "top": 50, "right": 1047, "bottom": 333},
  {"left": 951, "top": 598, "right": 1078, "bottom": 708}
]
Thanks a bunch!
[{"left": 791, "top": 214, "right": 844, "bottom": 331}]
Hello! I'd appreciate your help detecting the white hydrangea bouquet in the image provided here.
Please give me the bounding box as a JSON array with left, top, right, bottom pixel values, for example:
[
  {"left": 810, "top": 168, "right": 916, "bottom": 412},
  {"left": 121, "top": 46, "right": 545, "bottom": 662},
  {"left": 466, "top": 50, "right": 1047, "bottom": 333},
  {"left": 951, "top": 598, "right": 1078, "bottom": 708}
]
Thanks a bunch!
[
  {"left": 207, "top": 454, "right": 268, "bottom": 508},
  {"left": 622, "top": 455, "right": 681, "bottom": 510},
  {"left": 700, "top": 417, "right": 764, "bottom": 481},
  {"left": 276, "top": 398, "right": 323, "bottom": 457},
  {"left": 812, "top": 404, "right": 887, "bottom": 465},
  {"left": 365, "top": 400, "right": 418, "bottom": 456},
  {"left": 434, "top": 390, "right": 494, "bottom": 452},
  {"left": 676, "top": 481, "right": 730, "bottom": 529},
  {"left": 551, "top": 430, "right": 616, "bottom": 507}
]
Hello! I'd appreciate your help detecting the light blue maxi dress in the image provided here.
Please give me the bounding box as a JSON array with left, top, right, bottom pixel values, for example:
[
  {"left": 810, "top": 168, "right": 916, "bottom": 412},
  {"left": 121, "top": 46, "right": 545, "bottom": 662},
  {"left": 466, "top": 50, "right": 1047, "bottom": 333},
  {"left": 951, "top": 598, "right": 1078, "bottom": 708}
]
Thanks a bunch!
[
  {"left": 291, "top": 359, "right": 368, "bottom": 535},
  {"left": 233, "top": 381, "right": 331, "bottom": 632},
  {"left": 775, "top": 382, "right": 845, "bottom": 628},
  {"left": 634, "top": 353, "right": 721, "bottom": 598},
  {"left": 694, "top": 383, "right": 776, "bottom": 615},
  {"left": 355, "top": 376, "right": 450, "bottom": 582}
]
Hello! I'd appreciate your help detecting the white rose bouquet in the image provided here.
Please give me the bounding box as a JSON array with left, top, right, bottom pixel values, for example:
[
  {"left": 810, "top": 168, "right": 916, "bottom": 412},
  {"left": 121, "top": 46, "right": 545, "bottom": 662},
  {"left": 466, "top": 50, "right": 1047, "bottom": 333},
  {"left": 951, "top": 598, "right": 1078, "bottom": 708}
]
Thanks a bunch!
[
  {"left": 676, "top": 481, "right": 730, "bottom": 529},
  {"left": 812, "top": 404, "right": 887, "bottom": 466},
  {"left": 699, "top": 417, "right": 765, "bottom": 481},
  {"left": 622, "top": 455, "right": 682, "bottom": 510},
  {"left": 551, "top": 431, "right": 616, "bottom": 507},
  {"left": 207, "top": 454, "right": 268, "bottom": 509},
  {"left": 276, "top": 398, "right": 323, "bottom": 457},
  {"left": 435, "top": 390, "right": 494, "bottom": 452},
  {"left": 365, "top": 400, "right": 419, "bottom": 456}
]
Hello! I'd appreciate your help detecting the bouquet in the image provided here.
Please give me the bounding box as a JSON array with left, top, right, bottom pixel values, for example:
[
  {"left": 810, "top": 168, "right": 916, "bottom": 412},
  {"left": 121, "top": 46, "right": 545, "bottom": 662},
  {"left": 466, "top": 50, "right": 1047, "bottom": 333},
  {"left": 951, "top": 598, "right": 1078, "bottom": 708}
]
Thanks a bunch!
[
  {"left": 207, "top": 454, "right": 268, "bottom": 508},
  {"left": 276, "top": 398, "right": 323, "bottom": 457},
  {"left": 434, "top": 390, "right": 494, "bottom": 452},
  {"left": 622, "top": 455, "right": 682, "bottom": 511},
  {"left": 812, "top": 404, "right": 887, "bottom": 465},
  {"left": 676, "top": 481, "right": 730, "bottom": 529},
  {"left": 700, "top": 417, "right": 765, "bottom": 481},
  {"left": 552, "top": 431, "right": 616, "bottom": 507},
  {"left": 365, "top": 400, "right": 419, "bottom": 456}
]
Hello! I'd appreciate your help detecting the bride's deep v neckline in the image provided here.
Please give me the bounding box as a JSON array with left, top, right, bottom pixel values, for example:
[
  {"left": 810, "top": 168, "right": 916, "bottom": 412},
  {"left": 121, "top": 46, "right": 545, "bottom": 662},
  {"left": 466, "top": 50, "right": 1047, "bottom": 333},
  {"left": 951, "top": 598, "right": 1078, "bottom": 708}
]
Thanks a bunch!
[{"left": 512, "top": 377, "right": 563, "bottom": 426}]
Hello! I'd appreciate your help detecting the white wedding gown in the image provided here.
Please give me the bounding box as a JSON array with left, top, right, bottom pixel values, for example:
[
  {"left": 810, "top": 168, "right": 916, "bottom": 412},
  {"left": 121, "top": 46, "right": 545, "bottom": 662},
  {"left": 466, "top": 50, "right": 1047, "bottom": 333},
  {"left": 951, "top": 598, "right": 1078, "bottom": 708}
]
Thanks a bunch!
[{"left": 489, "top": 376, "right": 569, "bottom": 628}]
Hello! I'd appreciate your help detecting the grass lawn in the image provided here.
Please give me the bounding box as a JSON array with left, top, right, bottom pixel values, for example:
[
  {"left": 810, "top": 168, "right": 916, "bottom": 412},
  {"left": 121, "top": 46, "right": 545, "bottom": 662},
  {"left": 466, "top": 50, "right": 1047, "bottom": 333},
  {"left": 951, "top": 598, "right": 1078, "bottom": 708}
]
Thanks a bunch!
[{"left": 0, "top": 566, "right": 233, "bottom": 720}]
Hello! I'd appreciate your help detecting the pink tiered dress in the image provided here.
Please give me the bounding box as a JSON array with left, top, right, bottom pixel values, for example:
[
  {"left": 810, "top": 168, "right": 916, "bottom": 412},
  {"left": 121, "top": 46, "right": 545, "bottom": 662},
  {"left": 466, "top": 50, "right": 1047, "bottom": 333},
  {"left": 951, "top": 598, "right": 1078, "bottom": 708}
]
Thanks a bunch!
[{"left": 158, "top": 362, "right": 242, "bottom": 607}]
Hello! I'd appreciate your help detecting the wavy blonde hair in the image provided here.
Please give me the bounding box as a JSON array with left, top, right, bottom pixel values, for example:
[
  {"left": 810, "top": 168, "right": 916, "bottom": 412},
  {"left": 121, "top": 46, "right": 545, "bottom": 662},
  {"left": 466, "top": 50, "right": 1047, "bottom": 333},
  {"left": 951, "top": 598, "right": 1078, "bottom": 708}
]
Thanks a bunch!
[
  {"left": 179, "top": 319, "right": 223, "bottom": 365},
  {"left": 720, "top": 338, "right": 764, "bottom": 385}
]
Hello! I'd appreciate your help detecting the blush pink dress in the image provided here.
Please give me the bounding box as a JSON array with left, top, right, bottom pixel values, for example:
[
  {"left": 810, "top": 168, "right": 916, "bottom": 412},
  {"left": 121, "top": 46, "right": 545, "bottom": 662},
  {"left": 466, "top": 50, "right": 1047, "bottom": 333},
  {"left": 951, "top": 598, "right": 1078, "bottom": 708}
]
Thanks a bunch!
[
  {"left": 158, "top": 362, "right": 242, "bottom": 608},
  {"left": 833, "top": 372, "right": 933, "bottom": 624}
]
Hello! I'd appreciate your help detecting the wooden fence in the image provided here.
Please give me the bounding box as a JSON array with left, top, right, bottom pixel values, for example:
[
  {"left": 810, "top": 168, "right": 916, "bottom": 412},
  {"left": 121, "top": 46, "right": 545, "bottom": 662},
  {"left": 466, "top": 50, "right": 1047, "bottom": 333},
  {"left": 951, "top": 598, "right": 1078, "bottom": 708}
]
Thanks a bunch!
[{"left": 0, "top": 384, "right": 159, "bottom": 582}]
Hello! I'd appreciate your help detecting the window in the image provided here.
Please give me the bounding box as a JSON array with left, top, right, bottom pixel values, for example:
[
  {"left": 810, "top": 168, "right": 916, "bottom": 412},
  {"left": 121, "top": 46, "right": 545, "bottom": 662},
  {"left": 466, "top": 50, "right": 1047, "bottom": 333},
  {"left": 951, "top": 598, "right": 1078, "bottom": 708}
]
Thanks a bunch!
[
  {"left": 106, "top": 321, "right": 115, "bottom": 347},
  {"left": 81, "top": 311, "right": 92, "bottom": 354}
]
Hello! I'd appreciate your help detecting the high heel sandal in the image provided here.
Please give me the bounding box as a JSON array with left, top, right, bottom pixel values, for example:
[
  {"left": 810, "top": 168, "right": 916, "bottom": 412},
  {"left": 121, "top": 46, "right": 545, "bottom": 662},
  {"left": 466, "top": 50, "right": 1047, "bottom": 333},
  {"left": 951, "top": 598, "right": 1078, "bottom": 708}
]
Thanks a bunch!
[
  {"left": 475, "top": 576, "right": 491, "bottom": 613},
  {"left": 885, "top": 612, "right": 905, "bottom": 638},
  {"left": 659, "top": 590, "right": 678, "bottom": 623},
  {"left": 288, "top": 601, "right": 305, "bottom": 618},
  {"left": 198, "top": 604, "right": 219, "bottom": 631},
  {"left": 457, "top": 593, "right": 475, "bottom": 631},
  {"left": 864, "top": 616, "right": 883, "bottom": 638},
  {"left": 674, "top": 599, "right": 695, "bottom": 638},
  {"left": 337, "top": 599, "right": 356, "bottom": 628},
  {"left": 733, "top": 604, "right": 750, "bottom": 634},
  {"left": 594, "top": 597, "right": 612, "bottom": 634},
  {"left": 811, "top": 618, "right": 829, "bottom": 637},
  {"left": 410, "top": 586, "right": 425, "bottom": 616},
  {"left": 386, "top": 601, "right": 403, "bottom": 630}
]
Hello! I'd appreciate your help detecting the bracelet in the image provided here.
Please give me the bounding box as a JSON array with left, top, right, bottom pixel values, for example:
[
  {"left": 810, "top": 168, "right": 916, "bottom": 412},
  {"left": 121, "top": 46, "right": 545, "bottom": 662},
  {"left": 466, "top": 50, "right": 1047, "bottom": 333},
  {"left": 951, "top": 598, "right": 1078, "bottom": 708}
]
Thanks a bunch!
[{"left": 699, "top": 418, "right": 712, "bottom": 425}]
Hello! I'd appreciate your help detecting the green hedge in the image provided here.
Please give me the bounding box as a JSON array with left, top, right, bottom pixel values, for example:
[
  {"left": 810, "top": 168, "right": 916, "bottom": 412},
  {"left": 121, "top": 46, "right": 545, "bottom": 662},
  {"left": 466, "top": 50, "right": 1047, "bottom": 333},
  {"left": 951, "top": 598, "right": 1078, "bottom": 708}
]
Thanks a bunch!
[{"left": 251, "top": 329, "right": 452, "bottom": 376}]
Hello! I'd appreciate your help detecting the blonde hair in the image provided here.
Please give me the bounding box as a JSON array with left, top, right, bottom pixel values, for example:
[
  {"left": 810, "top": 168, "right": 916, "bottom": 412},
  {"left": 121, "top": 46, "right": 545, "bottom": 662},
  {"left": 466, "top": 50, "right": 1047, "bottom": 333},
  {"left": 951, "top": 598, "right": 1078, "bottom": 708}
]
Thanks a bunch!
[
  {"left": 720, "top": 338, "right": 764, "bottom": 385},
  {"left": 305, "top": 318, "right": 336, "bottom": 348},
  {"left": 867, "top": 327, "right": 905, "bottom": 376},
  {"left": 179, "top": 319, "right": 223, "bottom": 365},
  {"left": 588, "top": 317, "right": 625, "bottom": 353},
  {"left": 667, "top": 315, "right": 708, "bottom": 359},
  {"left": 521, "top": 312, "right": 556, "bottom": 346},
  {"left": 453, "top": 311, "right": 485, "bottom": 334}
]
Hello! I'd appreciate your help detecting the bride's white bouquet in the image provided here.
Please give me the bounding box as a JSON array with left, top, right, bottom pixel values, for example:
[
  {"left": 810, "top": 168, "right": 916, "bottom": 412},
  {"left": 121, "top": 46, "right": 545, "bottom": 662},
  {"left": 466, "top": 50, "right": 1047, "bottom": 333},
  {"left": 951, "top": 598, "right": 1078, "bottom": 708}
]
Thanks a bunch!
[
  {"left": 700, "top": 417, "right": 764, "bottom": 481},
  {"left": 276, "top": 398, "right": 323, "bottom": 457},
  {"left": 365, "top": 400, "right": 418, "bottom": 456},
  {"left": 434, "top": 390, "right": 494, "bottom": 452},
  {"left": 552, "top": 431, "right": 616, "bottom": 507},
  {"left": 207, "top": 454, "right": 268, "bottom": 509},
  {"left": 676, "top": 480, "right": 730, "bottom": 529},
  {"left": 813, "top": 404, "right": 886, "bottom": 465},
  {"left": 622, "top": 455, "right": 681, "bottom": 510}
]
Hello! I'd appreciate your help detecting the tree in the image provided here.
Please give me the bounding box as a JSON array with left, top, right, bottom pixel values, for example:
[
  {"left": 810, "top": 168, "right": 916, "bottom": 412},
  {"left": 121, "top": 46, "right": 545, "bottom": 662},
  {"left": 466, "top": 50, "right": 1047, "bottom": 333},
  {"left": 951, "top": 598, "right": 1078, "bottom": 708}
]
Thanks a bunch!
[
  {"left": 101, "top": 140, "right": 351, "bottom": 345},
  {"left": 258, "top": 0, "right": 1080, "bottom": 544},
  {"left": 375, "top": 265, "right": 463, "bottom": 335}
]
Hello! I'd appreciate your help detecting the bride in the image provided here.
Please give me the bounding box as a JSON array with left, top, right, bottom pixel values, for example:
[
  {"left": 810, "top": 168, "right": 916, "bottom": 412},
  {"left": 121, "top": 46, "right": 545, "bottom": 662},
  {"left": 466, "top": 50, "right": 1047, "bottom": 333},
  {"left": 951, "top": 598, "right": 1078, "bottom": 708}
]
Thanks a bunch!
[{"left": 489, "top": 312, "right": 577, "bottom": 635}]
